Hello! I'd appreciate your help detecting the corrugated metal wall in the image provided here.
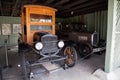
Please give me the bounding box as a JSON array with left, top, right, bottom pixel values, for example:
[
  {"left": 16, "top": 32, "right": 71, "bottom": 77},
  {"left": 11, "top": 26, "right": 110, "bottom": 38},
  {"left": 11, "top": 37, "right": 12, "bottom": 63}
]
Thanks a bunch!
[
  {"left": 56, "top": 10, "right": 108, "bottom": 40},
  {"left": 63, "top": 16, "right": 82, "bottom": 23},
  {"left": 85, "top": 10, "right": 108, "bottom": 40}
]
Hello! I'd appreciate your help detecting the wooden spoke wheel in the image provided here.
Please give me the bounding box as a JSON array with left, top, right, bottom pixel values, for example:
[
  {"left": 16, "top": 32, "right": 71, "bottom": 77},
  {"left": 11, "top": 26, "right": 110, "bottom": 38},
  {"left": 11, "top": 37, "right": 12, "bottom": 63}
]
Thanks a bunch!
[{"left": 63, "top": 46, "right": 77, "bottom": 67}]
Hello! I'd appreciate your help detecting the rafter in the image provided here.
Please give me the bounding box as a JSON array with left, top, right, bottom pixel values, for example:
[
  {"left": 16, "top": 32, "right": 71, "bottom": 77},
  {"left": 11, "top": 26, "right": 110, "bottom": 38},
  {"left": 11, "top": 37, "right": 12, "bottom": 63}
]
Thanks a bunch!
[
  {"left": 2, "top": 1, "right": 14, "bottom": 5},
  {"left": 0, "top": 0, "right": 3, "bottom": 16},
  {"left": 57, "top": 3, "right": 107, "bottom": 18},
  {"left": 65, "top": 0, "right": 89, "bottom": 8},
  {"left": 74, "top": 4, "right": 107, "bottom": 15},
  {"left": 11, "top": 0, "right": 20, "bottom": 16},
  {"left": 31, "top": 0, "right": 37, "bottom": 3},
  {"left": 59, "top": 0, "right": 107, "bottom": 14},
  {"left": 20, "top": 0, "right": 24, "bottom": 17},
  {"left": 54, "top": 0, "right": 69, "bottom": 6},
  {"left": 44, "top": 0, "right": 54, "bottom": 5}
]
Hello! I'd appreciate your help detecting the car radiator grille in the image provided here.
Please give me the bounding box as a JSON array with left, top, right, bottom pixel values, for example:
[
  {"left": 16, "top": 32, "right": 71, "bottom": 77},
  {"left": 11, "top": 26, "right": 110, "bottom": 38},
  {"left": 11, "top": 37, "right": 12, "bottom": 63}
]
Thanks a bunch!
[{"left": 41, "top": 34, "right": 58, "bottom": 54}]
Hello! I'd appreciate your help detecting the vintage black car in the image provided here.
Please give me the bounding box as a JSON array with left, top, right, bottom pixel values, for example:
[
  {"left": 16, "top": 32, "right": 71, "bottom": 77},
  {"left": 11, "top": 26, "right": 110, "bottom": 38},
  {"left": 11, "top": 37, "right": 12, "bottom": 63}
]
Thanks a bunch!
[{"left": 56, "top": 22, "right": 106, "bottom": 58}]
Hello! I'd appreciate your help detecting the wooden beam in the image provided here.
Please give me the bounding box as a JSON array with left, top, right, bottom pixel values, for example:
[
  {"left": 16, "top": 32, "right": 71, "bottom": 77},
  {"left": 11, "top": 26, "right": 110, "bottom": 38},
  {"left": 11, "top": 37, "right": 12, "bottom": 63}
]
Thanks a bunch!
[
  {"left": 2, "top": 1, "right": 14, "bottom": 5},
  {"left": 74, "top": 3, "right": 107, "bottom": 14},
  {"left": 46, "top": 5, "right": 65, "bottom": 10},
  {"left": 44, "top": 0, "right": 54, "bottom": 5},
  {"left": 20, "top": 1, "right": 24, "bottom": 16},
  {"left": 59, "top": 0, "right": 107, "bottom": 14},
  {"left": 57, "top": 3, "right": 107, "bottom": 18},
  {"left": 74, "top": 6, "right": 107, "bottom": 16},
  {"left": 72, "top": 0, "right": 106, "bottom": 10},
  {"left": 31, "top": 0, "right": 37, "bottom": 3},
  {"left": 54, "top": 0, "right": 69, "bottom": 6},
  {"left": 0, "top": 0, "right": 3, "bottom": 16},
  {"left": 65, "top": 0, "right": 89, "bottom": 8},
  {"left": 11, "top": 0, "right": 20, "bottom": 16}
]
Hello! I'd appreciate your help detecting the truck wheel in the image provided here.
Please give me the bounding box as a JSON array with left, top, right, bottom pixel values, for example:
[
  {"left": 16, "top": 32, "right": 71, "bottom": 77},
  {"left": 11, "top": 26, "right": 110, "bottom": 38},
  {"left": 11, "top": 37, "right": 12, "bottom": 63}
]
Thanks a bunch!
[
  {"left": 80, "top": 44, "right": 92, "bottom": 59},
  {"left": 63, "top": 46, "right": 78, "bottom": 67}
]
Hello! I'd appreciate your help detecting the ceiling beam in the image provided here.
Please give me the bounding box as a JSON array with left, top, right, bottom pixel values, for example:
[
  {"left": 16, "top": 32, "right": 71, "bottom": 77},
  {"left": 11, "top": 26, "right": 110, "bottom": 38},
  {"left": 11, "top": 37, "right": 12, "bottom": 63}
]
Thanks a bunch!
[
  {"left": 57, "top": 3, "right": 107, "bottom": 18},
  {"left": 59, "top": 0, "right": 107, "bottom": 14},
  {"left": 54, "top": 0, "right": 69, "bottom": 6},
  {"left": 2, "top": 1, "right": 14, "bottom": 5},
  {"left": 46, "top": 5, "right": 65, "bottom": 10},
  {"left": 0, "top": 0, "right": 3, "bottom": 16},
  {"left": 19, "top": 0, "right": 24, "bottom": 17},
  {"left": 72, "top": 0, "right": 106, "bottom": 10},
  {"left": 44, "top": 0, "right": 54, "bottom": 5},
  {"left": 11, "top": 0, "right": 20, "bottom": 16},
  {"left": 68, "top": 7, "right": 107, "bottom": 18},
  {"left": 0, "top": 8, "right": 19, "bottom": 12},
  {"left": 65, "top": 0, "right": 89, "bottom": 8},
  {"left": 31, "top": 0, "right": 37, "bottom": 3},
  {"left": 74, "top": 6, "right": 107, "bottom": 16}
]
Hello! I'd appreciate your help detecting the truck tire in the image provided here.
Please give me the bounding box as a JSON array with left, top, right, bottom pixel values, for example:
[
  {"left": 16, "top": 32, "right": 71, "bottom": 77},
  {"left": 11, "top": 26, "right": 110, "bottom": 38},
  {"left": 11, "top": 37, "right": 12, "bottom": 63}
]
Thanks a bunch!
[{"left": 63, "top": 45, "right": 78, "bottom": 67}]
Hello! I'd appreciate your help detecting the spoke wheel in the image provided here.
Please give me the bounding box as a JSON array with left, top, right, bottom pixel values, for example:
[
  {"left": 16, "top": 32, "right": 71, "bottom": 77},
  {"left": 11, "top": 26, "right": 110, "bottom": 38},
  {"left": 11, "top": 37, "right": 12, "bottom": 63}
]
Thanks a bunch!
[{"left": 63, "top": 46, "right": 77, "bottom": 67}]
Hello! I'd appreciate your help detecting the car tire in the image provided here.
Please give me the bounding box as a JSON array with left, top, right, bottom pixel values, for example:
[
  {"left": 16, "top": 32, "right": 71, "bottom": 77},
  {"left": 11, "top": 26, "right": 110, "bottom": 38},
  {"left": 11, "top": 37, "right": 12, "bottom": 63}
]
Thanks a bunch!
[{"left": 62, "top": 45, "right": 78, "bottom": 67}]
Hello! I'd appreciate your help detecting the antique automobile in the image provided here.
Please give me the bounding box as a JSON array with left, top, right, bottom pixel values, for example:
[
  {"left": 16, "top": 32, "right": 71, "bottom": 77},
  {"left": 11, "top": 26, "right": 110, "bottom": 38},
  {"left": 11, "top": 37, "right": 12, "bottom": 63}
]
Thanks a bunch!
[
  {"left": 56, "top": 23, "right": 106, "bottom": 58},
  {"left": 18, "top": 5, "right": 77, "bottom": 80}
]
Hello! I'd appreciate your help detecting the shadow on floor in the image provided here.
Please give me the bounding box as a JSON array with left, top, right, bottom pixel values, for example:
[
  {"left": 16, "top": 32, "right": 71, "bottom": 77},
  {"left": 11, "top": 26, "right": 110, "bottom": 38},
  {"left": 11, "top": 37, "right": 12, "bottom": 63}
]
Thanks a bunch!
[{"left": 0, "top": 46, "right": 105, "bottom": 80}]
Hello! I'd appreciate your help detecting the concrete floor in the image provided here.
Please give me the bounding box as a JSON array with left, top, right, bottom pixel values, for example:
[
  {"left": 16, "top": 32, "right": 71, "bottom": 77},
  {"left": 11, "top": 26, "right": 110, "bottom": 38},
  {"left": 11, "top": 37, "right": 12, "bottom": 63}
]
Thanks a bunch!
[{"left": 0, "top": 46, "right": 105, "bottom": 80}]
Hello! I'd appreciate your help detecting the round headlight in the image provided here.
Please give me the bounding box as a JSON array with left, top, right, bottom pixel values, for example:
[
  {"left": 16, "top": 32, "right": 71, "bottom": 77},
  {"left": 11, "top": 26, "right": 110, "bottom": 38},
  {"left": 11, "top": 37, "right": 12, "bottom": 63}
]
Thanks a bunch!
[
  {"left": 35, "top": 42, "right": 43, "bottom": 50},
  {"left": 58, "top": 41, "right": 64, "bottom": 48}
]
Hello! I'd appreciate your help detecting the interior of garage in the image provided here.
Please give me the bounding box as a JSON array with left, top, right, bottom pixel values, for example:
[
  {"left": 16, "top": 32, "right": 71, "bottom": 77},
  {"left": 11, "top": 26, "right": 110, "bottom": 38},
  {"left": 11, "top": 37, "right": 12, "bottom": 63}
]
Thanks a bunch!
[{"left": 0, "top": 0, "right": 120, "bottom": 80}]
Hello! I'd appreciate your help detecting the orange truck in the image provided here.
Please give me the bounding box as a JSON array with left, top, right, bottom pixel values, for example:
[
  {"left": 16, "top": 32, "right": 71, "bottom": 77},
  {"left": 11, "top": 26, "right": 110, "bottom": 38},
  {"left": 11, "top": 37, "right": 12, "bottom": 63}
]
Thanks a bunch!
[{"left": 19, "top": 5, "right": 77, "bottom": 80}]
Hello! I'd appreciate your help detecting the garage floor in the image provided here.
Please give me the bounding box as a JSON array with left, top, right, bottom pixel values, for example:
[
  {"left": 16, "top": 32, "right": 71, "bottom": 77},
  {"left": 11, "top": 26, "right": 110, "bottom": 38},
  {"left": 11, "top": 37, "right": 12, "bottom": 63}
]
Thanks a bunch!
[{"left": 0, "top": 46, "right": 105, "bottom": 80}]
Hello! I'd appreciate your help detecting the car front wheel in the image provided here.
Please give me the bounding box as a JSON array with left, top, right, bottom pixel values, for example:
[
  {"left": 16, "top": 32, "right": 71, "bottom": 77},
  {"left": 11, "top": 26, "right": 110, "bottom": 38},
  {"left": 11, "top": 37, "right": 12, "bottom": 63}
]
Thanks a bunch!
[{"left": 63, "top": 46, "right": 78, "bottom": 67}]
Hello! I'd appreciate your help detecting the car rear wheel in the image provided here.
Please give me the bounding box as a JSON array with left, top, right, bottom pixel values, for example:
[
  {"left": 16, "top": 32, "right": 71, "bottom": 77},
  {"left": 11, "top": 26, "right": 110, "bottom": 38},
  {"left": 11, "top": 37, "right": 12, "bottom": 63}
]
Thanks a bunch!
[{"left": 80, "top": 44, "right": 92, "bottom": 59}]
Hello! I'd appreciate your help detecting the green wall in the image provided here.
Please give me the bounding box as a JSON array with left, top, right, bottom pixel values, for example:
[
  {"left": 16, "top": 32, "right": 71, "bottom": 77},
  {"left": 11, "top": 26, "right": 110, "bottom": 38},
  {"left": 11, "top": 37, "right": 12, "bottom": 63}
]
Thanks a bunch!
[
  {"left": 0, "top": 16, "right": 21, "bottom": 46},
  {"left": 85, "top": 10, "right": 108, "bottom": 40},
  {"left": 56, "top": 10, "right": 108, "bottom": 40}
]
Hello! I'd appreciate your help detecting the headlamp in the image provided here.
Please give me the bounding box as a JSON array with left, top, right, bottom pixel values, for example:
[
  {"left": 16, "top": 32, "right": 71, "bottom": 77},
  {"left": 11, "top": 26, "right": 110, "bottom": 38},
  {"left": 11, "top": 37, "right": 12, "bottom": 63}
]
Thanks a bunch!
[
  {"left": 35, "top": 42, "right": 43, "bottom": 50},
  {"left": 58, "top": 41, "right": 64, "bottom": 48}
]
